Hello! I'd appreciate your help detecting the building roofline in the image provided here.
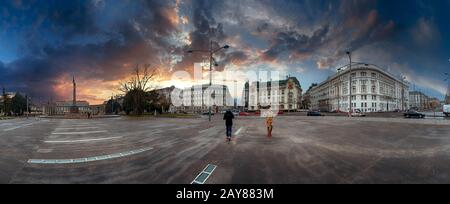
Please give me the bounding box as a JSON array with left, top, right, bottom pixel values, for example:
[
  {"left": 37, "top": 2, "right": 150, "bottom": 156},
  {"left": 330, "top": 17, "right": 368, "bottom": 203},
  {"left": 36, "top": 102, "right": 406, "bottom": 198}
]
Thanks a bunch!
[{"left": 310, "top": 63, "right": 408, "bottom": 92}]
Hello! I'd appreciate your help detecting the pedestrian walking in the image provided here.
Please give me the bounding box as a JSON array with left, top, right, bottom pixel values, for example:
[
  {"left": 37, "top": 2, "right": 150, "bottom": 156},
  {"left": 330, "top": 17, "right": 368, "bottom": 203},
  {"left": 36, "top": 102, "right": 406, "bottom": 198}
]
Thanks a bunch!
[
  {"left": 265, "top": 116, "right": 273, "bottom": 138},
  {"left": 223, "top": 110, "right": 234, "bottom": 142}
]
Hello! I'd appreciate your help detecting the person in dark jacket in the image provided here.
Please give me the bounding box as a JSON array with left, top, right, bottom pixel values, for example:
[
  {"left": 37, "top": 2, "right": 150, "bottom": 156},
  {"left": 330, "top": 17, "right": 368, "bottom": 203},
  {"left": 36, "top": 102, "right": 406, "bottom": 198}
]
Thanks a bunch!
[{"left": 223, "top": 110, "right": 235, "bottom": 142}]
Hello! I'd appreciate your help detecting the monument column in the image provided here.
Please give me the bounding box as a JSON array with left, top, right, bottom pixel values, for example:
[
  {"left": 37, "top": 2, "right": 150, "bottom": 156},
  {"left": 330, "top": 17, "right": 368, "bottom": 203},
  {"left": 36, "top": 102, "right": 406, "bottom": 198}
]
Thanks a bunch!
[{"left": 70, "top": 76, "right": 79, "bottom": 113}]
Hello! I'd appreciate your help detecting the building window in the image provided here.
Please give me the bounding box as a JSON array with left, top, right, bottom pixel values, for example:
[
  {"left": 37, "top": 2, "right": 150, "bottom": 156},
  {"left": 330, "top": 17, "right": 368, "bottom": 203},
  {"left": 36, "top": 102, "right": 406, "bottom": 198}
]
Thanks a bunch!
[
  {"left": 361, "top": 85, "right": 367, "bottom": 93},
  {"left": 351, "top": 73, "right": 356, "bottom": 78},
  {"left": 361, "top": 72, "right": 367, "bottom": 77},
  {"left": 352, "top": 86, "right": 356, "bottom": 93},
  {"left": 371, "top": 73, "right": 377, "bottom": 78}
]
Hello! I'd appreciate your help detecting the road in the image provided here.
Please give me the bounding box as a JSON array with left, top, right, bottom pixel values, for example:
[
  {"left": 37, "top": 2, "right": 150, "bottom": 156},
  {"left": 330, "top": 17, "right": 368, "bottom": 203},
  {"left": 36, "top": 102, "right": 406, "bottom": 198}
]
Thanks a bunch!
[{"left": 1, "top": 116, "right": 450, "bottom": 183}]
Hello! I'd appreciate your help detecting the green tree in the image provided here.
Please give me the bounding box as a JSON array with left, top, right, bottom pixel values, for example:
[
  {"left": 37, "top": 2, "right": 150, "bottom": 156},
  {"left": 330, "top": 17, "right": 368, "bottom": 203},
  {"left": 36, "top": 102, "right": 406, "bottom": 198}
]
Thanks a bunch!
[{"left": 11, "top": 92, "right": 27, "bottom": 115}]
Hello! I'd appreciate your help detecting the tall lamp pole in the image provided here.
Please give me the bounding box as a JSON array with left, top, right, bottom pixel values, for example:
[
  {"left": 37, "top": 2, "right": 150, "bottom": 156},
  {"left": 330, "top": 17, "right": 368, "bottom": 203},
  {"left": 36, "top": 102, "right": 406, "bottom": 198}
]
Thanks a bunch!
[
  {"left": 187, "top": 41, "right": 230, "bottom": 122},
  {"left": 445, "top": 73, "right": 450, "bottom": 104},
  {"left": 26, "top": 94, "right": 29, "bottom": 119},
  {"left": 346, "top": 51, "right": 352, "bottom": 116},
  {"left": 401, "top": 76, "right": 406, "bottom": 112}
]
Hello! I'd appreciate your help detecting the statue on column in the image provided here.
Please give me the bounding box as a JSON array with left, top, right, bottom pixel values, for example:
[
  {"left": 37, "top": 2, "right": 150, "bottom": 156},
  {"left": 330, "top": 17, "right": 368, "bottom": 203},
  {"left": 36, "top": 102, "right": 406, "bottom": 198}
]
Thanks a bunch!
[{"left": 70, "top": 76, "right": 79, "bottom": 113}]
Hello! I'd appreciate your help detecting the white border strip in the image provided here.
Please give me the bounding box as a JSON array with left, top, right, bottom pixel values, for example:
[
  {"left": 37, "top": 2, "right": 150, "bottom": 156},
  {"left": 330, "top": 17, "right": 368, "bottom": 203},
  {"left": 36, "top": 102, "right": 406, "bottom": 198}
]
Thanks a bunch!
[
  {"left": 28, "top": 147, "right": 153, "bottom": 164},
  {"left": 4, "top": 122, "right": 35, "bottom": 131}
]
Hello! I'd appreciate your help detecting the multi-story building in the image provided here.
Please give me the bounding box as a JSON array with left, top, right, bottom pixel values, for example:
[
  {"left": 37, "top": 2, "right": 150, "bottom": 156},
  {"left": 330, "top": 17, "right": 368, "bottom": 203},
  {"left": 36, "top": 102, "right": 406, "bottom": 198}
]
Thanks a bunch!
[
  {"left": 43, "top": 101, "right": 90, "bottom": 115},
  {"left": 244, "top": 77, "right": 302, "bottom": 111},
  {"left": 409, "top": 91, "right": 429, "bottom": 111},
  {"left": 90, "top": 103, "right": 106, "bottom": 115},
  {"left": 151, "top": 86, "right": 176, "bottom": 102},
  {"left": 309, "top": 63, "right": 409, "bottom": 112},
  {"left": 170, "top": 84, "right": 233, "bottom": 113}
]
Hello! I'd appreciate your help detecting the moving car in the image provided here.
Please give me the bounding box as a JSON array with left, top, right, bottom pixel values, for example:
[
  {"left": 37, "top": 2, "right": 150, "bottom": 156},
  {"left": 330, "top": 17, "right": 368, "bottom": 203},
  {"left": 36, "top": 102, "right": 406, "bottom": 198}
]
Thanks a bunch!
[
  {"left": 404, "top": 110, "right": 425, "bottom": 118},
  {"left": 444, "top": 105, "right": 450, "bottom": 117},
  {"left": 307, "top": 111, "right": 322, "bottom": 116}
]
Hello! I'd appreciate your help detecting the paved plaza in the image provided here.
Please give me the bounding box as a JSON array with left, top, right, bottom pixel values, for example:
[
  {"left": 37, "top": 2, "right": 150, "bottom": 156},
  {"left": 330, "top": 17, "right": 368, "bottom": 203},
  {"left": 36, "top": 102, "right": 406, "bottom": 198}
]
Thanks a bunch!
[{"left": 1, "top": 115, "right": 450, "bottom": 184}]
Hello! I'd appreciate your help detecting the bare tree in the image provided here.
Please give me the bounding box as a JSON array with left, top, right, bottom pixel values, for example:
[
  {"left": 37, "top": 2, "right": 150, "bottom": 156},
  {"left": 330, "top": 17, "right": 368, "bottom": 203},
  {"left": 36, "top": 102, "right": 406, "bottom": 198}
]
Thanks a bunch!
[
  {"left": 119, "top": 64, "right": 157, "bottom": 93},
  {"left": 119, "top": 64, "right": 158, "bottom": 115}
]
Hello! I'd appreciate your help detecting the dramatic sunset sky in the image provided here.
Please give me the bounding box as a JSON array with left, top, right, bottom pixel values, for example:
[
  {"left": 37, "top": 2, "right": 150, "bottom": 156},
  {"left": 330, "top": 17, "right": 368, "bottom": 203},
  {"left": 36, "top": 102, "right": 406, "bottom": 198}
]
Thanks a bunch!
[{"left": 0, "top": 0, "right": 449, "bottom": 104}]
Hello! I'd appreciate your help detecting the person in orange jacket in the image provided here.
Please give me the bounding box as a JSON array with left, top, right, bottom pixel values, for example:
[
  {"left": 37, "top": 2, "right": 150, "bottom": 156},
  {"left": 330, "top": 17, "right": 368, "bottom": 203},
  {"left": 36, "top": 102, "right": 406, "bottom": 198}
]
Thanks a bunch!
[{"left": 265, "top": 116, "right": 273, "bottom": 138}]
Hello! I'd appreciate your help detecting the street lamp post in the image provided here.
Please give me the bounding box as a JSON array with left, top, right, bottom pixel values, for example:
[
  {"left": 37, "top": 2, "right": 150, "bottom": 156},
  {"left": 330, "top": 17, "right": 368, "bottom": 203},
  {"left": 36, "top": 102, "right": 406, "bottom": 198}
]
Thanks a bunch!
[
  {"left": 26, "top": 94, "right": 29, "bottom": 119},
  {"left": 346, "top": 51, "right": 352, "bottom": 116},
  {"left": 401, "top": 76, "right": 406, "bottom": 112},
  {"left": 187, "top": 41, "right": 230, "bottom": 122},
  {"left": 445, "top": 73, "right": 450, "bottom": 104}
]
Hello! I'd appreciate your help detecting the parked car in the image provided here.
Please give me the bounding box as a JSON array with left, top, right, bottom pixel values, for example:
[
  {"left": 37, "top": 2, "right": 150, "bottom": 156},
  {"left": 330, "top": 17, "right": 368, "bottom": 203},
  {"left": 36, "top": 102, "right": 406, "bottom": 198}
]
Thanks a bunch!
[
  {"left": 232, "top": 110, "right": 240, "bottom": 116},
  {"left": 404, "top": 110, "right": 425, "bottom": 118},
  {"left": 202, "top": 112, "right": 214, "bottom": 116},
  {"left": 307, "top": 111, "right": 322, "bottom": 116},
  {"left": 350, "top": 109, "right": 366, "bottom": 117}
]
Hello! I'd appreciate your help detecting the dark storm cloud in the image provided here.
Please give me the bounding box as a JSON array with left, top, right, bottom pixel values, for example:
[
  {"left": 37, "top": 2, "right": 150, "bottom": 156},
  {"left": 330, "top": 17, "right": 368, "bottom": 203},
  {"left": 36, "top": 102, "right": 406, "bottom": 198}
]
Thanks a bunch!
[
  {"left": 261, "top": 25, "right": 330, "bottom": 61},
  {"left": 45, "top": 0, "right": 98, "bottom": 38},
  {"left": 1, "top": 0, "right": 448, "bottom": 102},
  {"left": 172, "top": 0, "right": 247, "bottom": 72},
  {"left": 1, "top": 0, "right": 179, "bottom": 101},
  {"left": 257, "top": 0, "right": 398, "bottom": 69},
  {"left": 172, "top": 0, "right": 226, "bottom": 72}
]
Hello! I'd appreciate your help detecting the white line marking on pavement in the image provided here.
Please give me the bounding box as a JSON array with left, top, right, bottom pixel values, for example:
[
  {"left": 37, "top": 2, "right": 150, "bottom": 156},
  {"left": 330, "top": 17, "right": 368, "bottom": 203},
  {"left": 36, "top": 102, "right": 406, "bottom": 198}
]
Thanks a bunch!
[
  {"left": 55, "top": 127, "right": 100, "bottom": 130},
  {"left": 44, "top": 136, "right": 122, "bottom": 143},
  {"left": 28, "top": 147, "right": 153, "bottom": 164},
  {"left": 51, "top": 130, "right": 107, "bottom": 135},
  {"left": 199, "top": 127, "right": 216, "bottom": 134},
  {"left": 235, "top": 127, "right": 243, "bottom": 135},
  {"left": 3, "top": 122, "right": 35, "bottom": 131},
  {"left": 37, "top": 149, "right": 53, "bottom": 153},
  {"left": 61, "top": 124, "right": 103, "bottom": 127}
]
